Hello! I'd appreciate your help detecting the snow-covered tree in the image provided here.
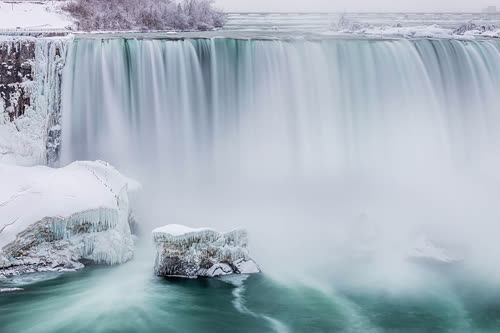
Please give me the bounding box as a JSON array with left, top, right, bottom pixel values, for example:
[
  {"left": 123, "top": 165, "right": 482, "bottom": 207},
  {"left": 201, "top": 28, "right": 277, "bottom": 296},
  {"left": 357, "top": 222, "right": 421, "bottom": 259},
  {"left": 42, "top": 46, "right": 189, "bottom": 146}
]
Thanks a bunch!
[{"left": 63, "top": 0, "right": 226, "bottom": 31}]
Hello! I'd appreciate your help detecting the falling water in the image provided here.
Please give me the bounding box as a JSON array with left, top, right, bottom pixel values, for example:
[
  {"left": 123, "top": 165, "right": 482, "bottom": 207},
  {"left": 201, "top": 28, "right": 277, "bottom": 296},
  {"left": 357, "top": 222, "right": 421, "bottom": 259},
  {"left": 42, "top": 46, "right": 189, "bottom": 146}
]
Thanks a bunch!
[
  {"left": 61, "top": 38, "right": 500, "bottom": 178},
  {"left": 59, "top": 38, "right": 500, "bottom": 279}
]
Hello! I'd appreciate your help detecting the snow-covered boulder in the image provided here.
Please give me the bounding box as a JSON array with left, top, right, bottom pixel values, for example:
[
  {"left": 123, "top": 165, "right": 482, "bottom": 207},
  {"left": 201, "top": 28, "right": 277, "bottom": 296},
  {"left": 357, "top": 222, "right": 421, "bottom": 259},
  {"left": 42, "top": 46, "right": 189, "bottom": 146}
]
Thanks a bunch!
[
  {"left": 152, "top": 224, "right": 260, "bottom": 278},
  {"left": 0, "top": 160, "right": 140, "bottom": 278}
]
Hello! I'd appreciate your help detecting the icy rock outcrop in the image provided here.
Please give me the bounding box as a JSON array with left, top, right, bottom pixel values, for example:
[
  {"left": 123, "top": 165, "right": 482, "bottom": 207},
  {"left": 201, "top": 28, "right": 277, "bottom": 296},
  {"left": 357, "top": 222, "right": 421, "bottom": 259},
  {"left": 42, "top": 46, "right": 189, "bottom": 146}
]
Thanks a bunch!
[
  {"left": 454, "top": 21, "right": 499, "bottom": 35},
  {"left": 153, "top": 224, "right": 260, "bottom": 278},
  {"left": 0, "top": 160, "right": 140, "bottom": 278},
  {"left": 0, "top": 36, "right": 69, "bottom": 166},
  {"left": 0, "top": 39, "right": 34, "bottom": 121}
]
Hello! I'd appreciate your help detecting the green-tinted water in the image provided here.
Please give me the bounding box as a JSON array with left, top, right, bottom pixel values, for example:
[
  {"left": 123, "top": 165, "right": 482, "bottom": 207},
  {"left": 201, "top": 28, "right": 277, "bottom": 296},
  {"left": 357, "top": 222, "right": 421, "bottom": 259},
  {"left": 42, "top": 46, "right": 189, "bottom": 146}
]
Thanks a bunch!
[{"left": 2, "top": 257, "right": 500, "bottom": 332}]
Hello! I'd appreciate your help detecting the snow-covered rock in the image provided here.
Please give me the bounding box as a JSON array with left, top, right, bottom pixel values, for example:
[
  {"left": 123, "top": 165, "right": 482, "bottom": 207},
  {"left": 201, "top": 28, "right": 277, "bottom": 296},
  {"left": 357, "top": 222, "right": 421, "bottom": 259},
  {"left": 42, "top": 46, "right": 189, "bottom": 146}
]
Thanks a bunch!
[
  {"left": 0, "top": 160, "right": 140, "bottom": 278},
  {"left": 152, "top": 224, "right": 259, "bottom": 278},
  {"left": 454, "top": 21, "right": 500, "bottom": 36}
]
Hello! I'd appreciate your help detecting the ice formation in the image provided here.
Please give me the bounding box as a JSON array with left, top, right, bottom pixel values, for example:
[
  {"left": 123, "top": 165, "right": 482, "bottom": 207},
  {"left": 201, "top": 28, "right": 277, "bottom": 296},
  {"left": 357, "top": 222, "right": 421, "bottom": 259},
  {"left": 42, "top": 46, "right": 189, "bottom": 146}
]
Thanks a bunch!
[
  {"left": 0, "top": 36, "right": 70, "bottom": 166},
  {"left": 328, "top": 15, "right": 500, "bottom": 40},
  {"left": 153, "top": 224, "right": 260, "bottom": 278},
  {"left": 0, "top": 160, "right": 140, "bottom": 278}
]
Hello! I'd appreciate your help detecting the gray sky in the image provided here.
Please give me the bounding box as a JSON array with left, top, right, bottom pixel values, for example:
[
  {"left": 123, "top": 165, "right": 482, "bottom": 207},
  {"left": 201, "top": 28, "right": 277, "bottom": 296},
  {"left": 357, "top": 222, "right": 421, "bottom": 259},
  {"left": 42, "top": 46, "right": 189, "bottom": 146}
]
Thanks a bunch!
[{"left": 215, "top": 0, "right": 500, "bottom": 13}]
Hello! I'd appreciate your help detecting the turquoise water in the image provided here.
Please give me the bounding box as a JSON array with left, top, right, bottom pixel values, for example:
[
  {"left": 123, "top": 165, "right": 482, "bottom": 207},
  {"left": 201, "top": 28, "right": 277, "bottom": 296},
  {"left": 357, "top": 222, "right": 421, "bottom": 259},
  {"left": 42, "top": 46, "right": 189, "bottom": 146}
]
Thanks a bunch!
[{"left": 2, "top": 256, "right": 500, "bottom": 332}]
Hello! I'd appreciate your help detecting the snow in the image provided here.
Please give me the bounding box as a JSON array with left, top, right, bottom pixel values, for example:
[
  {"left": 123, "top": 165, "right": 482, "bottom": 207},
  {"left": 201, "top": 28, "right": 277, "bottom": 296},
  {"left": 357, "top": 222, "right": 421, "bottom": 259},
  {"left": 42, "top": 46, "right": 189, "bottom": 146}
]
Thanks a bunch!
[
  {"left": 0, "top": 160, "right": 140, "bottom": 277},
  {"left": 152, "top": 224, "right": 214, "bottom": 237},
  {"left": 0, "top": 160, "right": 138, "bottom": 248},
  {"left": 206, "top": 263, "right": 233, "bottom": 276},
  {"left": 0, "top": 1, "right": 74, "bottom": 31},
  {"left": 234, "top": 258, "right": 260, "bottom": 274},
  {"left": 327, "top": 15, "right": 500, "bottom": 40},
  {"left": 325, "top": 24, "right": 460, "bottom": 39}
]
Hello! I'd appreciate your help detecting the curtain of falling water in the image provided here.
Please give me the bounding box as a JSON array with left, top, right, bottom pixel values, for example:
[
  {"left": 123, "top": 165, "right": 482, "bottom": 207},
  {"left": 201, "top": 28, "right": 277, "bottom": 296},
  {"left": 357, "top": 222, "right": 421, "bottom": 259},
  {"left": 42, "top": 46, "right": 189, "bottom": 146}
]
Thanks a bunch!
[
  {"left": 60, "top": 38, "right": 500, "bottom": 182},
  {"left": 59, "top": 37, "right": 500, "bottom": 280}
]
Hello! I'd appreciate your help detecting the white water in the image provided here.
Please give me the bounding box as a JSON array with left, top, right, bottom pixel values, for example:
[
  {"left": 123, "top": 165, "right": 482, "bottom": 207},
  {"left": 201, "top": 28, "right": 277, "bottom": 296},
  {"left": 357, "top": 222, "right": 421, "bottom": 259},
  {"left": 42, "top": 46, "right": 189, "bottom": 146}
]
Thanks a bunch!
[{"left": 60, "top": 37, "right": 500, "bottom": 287}]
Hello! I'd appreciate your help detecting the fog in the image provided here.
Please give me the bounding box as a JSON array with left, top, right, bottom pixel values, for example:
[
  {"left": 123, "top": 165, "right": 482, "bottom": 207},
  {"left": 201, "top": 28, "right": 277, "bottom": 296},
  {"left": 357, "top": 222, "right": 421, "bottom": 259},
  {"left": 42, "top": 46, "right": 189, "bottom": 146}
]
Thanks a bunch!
[
  {"left": 215, "top": 0, "right": 500, "bottom": 13},
  {"left": 57, "top": 35, "right": 500, "bottom": 294}
]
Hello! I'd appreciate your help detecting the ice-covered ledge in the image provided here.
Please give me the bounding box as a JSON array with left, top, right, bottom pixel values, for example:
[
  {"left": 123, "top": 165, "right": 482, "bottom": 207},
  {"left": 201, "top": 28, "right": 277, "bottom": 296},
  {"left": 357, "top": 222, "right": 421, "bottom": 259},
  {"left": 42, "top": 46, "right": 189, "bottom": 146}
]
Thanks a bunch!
[
  {"left": 0, "top": 160, "right": 140, "bottom": 278},
  {"left": 153, "top": 224, "right": 260, "bottom": 278}
]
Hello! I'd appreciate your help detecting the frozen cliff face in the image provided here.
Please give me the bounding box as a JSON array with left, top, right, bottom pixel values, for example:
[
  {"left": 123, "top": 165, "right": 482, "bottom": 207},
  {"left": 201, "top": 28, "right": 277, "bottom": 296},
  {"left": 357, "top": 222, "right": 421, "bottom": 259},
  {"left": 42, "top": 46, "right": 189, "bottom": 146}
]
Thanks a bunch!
[
  {"left": 153, "top": 224, "right": 260, "bottom": 278},
  {"left": 0, "top": 39, "right": 34, "bottom": 121},
  {"left": 0, "top": 36, "right": 68, "bottom": 166},
  {"left": 0, "top": 160, "right": 140, "bottom": 278}
]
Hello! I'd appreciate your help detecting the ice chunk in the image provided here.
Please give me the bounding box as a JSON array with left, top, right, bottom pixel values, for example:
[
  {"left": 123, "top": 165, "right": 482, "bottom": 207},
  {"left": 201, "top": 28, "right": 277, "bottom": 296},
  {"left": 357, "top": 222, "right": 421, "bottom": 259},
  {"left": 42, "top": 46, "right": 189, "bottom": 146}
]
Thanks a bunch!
[{"left": 153, "top": 224, "right": 260, "bottom": 278}]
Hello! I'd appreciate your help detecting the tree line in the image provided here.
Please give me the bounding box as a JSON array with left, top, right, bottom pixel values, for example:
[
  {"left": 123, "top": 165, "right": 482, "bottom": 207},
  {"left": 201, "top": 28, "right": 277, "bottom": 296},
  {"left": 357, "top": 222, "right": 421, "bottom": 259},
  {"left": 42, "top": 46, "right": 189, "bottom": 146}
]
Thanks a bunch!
[{"left": 64, "top": 0, "right": 226, "bottom": 31}]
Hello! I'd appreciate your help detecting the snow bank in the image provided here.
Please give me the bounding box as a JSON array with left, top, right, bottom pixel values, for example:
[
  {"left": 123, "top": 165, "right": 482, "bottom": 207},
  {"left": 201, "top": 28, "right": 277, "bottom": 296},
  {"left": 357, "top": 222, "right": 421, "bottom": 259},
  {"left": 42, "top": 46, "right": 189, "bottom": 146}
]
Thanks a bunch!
[
  {"left": 0, "top": 160, "right": 140, "bottom": 278},
  {"left": 153, "top": 224, "right": 259, "bottom": 278},
  {"left": 0, "top": 1, "right": 73, "bottom": 31}
]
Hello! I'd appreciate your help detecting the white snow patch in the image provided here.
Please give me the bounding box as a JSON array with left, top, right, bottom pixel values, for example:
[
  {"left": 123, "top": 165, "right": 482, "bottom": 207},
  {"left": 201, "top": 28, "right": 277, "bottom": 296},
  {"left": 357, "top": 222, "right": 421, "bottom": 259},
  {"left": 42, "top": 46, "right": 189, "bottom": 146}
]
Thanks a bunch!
[
  {"left": 0, "top": 160, "right": 138, "bottom": 248},
  {"left": 0, "top": 1, "right": 74, "bottom": 31},
  {"left": 152, "top": 224, "right": 214, "bottom": 237},
  {"left": 234, "top": 258, "right": 260, "bottom": 274}
]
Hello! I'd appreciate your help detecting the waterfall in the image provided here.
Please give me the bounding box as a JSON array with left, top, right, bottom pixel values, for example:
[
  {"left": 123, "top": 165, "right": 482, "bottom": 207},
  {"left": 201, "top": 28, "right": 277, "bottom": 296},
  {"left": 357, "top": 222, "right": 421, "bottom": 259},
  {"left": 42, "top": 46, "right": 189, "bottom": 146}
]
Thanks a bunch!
[
  {"left": 60, "top": 38, "right": 500, "bottom": 180},
  {"left": 60, "top": 38, "right": 500, "bottom": 279}
]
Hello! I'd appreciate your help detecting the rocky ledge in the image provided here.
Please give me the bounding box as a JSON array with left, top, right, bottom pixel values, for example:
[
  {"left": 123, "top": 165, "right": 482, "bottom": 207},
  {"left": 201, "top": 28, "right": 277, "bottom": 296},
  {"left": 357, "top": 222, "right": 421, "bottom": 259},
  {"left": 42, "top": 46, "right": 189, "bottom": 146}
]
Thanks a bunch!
[{"left": 153, "top": 224, "right": 260, "bottom": 278}]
